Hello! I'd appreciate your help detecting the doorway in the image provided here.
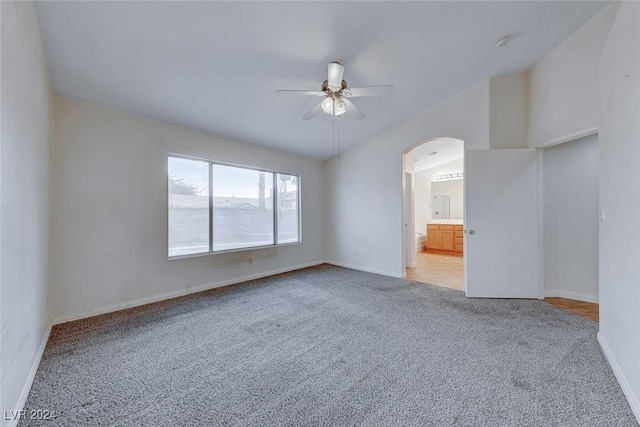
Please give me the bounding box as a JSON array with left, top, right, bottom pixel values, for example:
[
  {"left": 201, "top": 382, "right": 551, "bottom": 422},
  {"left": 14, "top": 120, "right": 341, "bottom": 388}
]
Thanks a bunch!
[
  {"left": 542, "top": 134, "right": 599, "bottom": 320},
  {"left": 403, "top": 138, "right": 464, "bottom": 291}
]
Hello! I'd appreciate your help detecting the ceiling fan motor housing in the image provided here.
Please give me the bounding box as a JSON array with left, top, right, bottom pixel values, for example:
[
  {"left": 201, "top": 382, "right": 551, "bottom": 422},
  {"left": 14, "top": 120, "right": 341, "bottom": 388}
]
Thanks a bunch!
[{"left": 322, "top": 79, "right": 348, "bottom": 94}]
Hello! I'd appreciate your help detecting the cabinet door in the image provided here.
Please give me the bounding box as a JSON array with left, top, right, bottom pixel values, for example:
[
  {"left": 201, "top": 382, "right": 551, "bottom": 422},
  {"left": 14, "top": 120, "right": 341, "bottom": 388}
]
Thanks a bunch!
[
  {"left": 427, "top": 229, "right": 441, "bottom": 249},
  {"left": 454, "top": 226, "right": 464, "bottom": 253},
  {"left": 441, "top": 230, "right": 455, "bottom": 251}
]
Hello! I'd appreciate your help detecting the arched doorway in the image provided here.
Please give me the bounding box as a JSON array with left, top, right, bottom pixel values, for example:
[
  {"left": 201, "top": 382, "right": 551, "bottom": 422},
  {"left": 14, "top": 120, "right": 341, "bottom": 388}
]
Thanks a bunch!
[{"left": 402, "top": 137, "right": 465, "bottom": 290}]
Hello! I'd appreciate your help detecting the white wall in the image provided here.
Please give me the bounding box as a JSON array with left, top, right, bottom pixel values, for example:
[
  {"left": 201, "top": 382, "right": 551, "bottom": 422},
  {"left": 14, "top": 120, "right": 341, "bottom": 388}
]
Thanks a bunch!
[
  {"left": 597, "top": 1, "right": 640, "bottom": 421},
  {"left": 414, "top": 157, "right": 464, "bottom": 233},
  {"left": 325, "top": 80, "right": 489, "bottom": 277},
  {"left": 489, "top": 72, "right": 529, "bottom": 149},
  {"left": 51, "top": 96, "right": 324, "bottom": 321},
  {"left": 1, "top": 1, "right": 52, "bottom": 422},
  {"left": 528, "top": 2, "right": 619, "bottom": 147},
  {"left": 543, "top": 135, "right": 599, "bottom": 303}
]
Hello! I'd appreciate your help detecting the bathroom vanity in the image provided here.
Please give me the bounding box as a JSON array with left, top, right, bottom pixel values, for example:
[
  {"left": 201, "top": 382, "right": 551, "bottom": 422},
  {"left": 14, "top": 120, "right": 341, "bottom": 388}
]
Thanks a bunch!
[{"left": 426, "top": 223, "right": 463, "bottom": 256}]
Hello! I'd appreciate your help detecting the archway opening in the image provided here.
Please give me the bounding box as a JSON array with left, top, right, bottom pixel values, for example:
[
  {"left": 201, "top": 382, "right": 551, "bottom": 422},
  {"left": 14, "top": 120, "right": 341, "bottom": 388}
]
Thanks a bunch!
[{"left": 402, "top": 137, "right": 464, "bottom": 290}]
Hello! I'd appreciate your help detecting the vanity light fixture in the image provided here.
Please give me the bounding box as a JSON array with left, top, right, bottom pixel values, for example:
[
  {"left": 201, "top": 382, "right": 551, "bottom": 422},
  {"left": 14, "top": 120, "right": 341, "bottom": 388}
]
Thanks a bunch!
[{"left": 435, "top": 172, "right": 464, "bottom": 181}]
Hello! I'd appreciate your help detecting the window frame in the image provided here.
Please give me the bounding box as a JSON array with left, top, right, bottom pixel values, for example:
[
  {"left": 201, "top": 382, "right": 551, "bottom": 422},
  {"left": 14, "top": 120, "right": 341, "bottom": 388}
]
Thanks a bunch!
[{"left": 168, "top": 154, "right": 302, "bottom": 259}]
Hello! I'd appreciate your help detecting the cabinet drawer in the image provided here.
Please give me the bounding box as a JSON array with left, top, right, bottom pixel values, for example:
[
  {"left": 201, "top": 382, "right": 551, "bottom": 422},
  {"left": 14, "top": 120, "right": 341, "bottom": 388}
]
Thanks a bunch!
[
  {"left": 439, "top": 225, "right": 455, "bottom": 230},
  {"left": 427, "top": 224, "right": 440, "bottom": 230},
  {"left": 455, "top": 230, "right": 464, "bottom": 238},
  {"left": 455, "top": 237, "right": 463, "bottom": 245}
]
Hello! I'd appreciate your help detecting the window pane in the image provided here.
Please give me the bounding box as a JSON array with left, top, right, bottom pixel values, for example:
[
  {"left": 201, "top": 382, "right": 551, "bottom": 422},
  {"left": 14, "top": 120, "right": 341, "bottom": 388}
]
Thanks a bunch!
[
  {"left": 276, "top": 174, "right": 299, "bottom": 244},
  {"left": 168, "top": 157, "right": 210, "bottom": 257},
  {"left": 212, "top": 165, "right": 274, "bottom": 251}
]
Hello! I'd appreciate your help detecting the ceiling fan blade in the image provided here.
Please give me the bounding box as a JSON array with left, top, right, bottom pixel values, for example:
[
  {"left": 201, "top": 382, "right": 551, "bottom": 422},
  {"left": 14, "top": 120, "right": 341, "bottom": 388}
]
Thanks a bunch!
[
  {"left": 327, "top": 62, "right": 345, "bottom": 91},
  {"left": 276, "top": 90, "right": 325, "bottom": 96},
  {"left": 343, "top": 85, "right": 394, "bottom": 97},
  {"left": 302, "top": 100, "right": 324, "bottom": 120},
  {"left": 342, "top": 98, "right": 365, "bottom": 121}
]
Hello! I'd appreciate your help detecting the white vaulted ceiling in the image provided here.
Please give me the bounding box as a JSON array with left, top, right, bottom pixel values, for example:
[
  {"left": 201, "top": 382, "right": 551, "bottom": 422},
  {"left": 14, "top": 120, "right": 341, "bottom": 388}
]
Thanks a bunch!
[
  {"left": 35, "top": 1, "right": 606, "bottom": 159},
  {"left": 411, "top": 138, "right": 464, "bottom": 173}
]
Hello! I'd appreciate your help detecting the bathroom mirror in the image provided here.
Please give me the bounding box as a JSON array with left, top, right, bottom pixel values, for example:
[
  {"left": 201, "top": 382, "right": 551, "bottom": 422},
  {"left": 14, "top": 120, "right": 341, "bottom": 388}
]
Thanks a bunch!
[
  {"left": 431, "top": 195, "right": 450, "bottom": 219},
  {"left": 431, "top": 180, "right": 463, "bottom": 220}
]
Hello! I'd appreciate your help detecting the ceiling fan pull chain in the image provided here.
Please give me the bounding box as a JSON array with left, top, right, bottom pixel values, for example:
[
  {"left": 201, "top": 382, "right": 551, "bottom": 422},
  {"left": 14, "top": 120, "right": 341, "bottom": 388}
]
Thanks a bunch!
[
  {"left": 332, "top": 117, "right": 336, "bottom": 175},
  {"left": 338, "top": 116, "right": 341, "bottom": 167}
]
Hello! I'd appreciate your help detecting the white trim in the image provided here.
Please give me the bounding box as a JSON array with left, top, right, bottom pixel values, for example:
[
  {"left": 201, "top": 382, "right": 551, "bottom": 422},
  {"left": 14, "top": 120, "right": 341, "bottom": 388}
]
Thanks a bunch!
[
  {"left": 6, "top": 324, "right": 53, "bottom": 427},
  {"left": 536, "top": 149, "right": 545, "bottom": 300},
  {"left": 52, "top": 261, "right": 324, "bottom": 325},
  {"left": 325, "top": 260, "right": 404, "bottom": 279},
  {"left": 545, "top": 290, "right": 599, "bottom": 304},
  {"left": 598, "top": 332, "right": 640, "bottom": 424},
  {"left": 536, "top": 126, "right": 599, "bottom": 149}
]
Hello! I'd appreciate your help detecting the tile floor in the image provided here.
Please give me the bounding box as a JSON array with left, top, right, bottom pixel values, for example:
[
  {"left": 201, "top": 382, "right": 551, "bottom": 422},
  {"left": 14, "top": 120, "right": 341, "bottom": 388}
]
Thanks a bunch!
[{"left": 405, "top": 251, "right": 463, "bottom": 291}]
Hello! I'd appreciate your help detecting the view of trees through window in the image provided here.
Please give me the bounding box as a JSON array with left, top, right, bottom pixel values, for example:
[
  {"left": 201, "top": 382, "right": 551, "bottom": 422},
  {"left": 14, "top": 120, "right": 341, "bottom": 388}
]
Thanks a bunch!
[{"left": 168, "top": 156, "right": 300, "bottom": 257}]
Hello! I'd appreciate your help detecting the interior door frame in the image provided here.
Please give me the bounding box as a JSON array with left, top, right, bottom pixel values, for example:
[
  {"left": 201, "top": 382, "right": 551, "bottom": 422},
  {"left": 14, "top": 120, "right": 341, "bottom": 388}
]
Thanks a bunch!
[
  {"left": 536, "top": 148, "right": 544, "bottom": 300},
  {"left": 403, "top": 171, "right": 415, "bottom": 269},
  {"left": 535, "top": 126, "right": 599, "bottom": 301}
]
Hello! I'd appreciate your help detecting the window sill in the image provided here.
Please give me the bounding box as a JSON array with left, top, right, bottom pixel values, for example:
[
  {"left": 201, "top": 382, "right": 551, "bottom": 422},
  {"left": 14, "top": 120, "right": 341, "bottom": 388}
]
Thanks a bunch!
[{"left": 168, "top": 241, "right": 302, "bottom": 261}]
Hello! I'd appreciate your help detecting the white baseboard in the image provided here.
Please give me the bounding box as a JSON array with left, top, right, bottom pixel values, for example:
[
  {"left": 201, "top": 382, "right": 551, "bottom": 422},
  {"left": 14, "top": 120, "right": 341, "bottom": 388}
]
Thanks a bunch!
[
  {"left": 544, "top": 290, "right": 599, "bottom": 304},
  {"left": 6, "top": 324, "right": 52, "bottom": 427},
  {"left": 52, "top": 261, "right": 324, "bottom": 325},
  {"left": 325, "top": 260, "right": 404, "bottom": 279},
  {"left": 597, "top": 332, "right": 640, "bottom": 424}
]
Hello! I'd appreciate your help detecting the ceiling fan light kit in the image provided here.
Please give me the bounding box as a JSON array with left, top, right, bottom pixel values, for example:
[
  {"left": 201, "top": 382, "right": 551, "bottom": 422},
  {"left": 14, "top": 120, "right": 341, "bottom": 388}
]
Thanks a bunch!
[
  {"left": 276, "top": 61, "right": 394, "bottom": 121},
  {"left": 321, "top": 93, "right": 347, "bottom": 116}
]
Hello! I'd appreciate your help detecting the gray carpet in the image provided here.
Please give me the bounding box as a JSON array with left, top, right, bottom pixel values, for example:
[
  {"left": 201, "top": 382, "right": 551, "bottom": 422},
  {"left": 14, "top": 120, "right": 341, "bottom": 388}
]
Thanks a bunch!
[{"left": 21, "top": 264, "right": 637, "bottom": 426}]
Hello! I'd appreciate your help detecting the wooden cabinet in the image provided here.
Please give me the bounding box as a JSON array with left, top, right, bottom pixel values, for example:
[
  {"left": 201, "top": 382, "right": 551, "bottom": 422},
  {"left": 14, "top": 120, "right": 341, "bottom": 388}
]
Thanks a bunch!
[
  {"left": 426, "top": 224, "right": 463, "bottom": 256},
  {"left": 427, "top": 228, "right": 441, "bottom": 249},
  {"left": 454, "top": 227, "right": 464, "bottom": 253},
  {"left": 440, "top": 226, "right": 455, "bottom": 251}
]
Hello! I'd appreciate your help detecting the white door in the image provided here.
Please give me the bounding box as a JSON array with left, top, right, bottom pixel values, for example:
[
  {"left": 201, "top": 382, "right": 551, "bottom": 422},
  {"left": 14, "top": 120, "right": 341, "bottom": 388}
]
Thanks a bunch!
[{"left": 465, "top": 149, "right": 540, "bottom": 298}]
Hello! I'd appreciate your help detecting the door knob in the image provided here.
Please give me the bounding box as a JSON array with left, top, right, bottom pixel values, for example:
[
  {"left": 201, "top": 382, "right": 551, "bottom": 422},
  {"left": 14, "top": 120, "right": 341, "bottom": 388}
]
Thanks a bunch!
[{"left": 468, "top": 229, "right": 476, "bottom": 235}]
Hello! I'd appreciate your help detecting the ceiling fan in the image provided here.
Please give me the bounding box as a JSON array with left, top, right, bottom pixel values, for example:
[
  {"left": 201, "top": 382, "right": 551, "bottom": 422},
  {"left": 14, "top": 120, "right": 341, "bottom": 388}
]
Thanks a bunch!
[{"left": 276, "top": 62, "right": 394, "bottom": 121}]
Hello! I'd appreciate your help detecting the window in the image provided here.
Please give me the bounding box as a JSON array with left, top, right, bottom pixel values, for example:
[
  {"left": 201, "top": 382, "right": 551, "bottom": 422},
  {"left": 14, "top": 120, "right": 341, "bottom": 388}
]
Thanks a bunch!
[
  {"left": 168, "top": 157, "right": 210, "bottom": 257},
  {"left": 212, "top": 165, "right": 274, "bottom": 251},
  {"left": 276, "top": 173, "right": 299, "bottom": 244},
  {"left": 168, "top": 156, "right": 301, "bottom": 257}
]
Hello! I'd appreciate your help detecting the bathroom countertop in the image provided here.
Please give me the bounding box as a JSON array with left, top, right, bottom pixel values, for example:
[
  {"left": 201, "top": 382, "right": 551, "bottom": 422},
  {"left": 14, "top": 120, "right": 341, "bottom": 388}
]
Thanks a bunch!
[{"left": 428, "top": 220, "right": 464, "bottom": 225}]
